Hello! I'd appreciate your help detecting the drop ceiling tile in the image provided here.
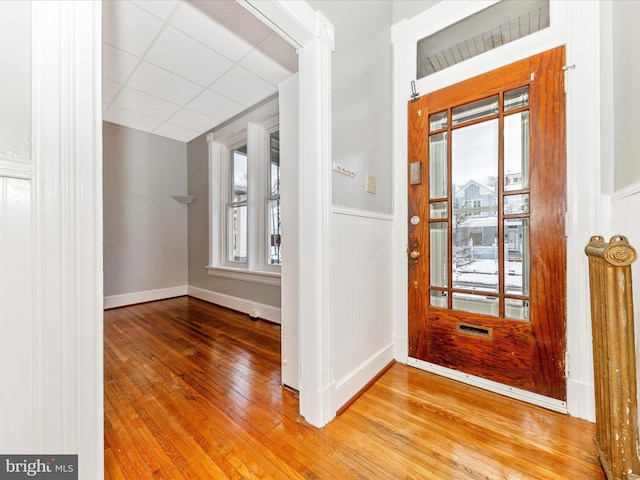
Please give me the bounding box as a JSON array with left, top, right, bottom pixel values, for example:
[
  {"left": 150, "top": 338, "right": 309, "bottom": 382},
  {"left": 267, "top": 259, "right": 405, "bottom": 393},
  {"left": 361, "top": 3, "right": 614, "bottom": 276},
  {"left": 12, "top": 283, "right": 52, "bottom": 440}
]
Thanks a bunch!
[
  {"left": 171, "top": 2, "right": 254, "bottom": 62},
  {"left": 253, "top": 31, "right": 298, "bottom": 74},
  {"left": 210, "top": 66, "right": 277, "bottom": 107},
  {"left": 145, "top": 26, "right": 233, "bottom": 87},
  {"left": 103, "top": 105, "right": 163, "bottom": 133},
  {"left": 103, "top": 78, "right": 122, "bottom": 104},
  {"left": 127, "top": 61, "right": 203, "bottom": 106},
  {"left": 169, "top": 108, "right": 220, "bottom": 132},
  {"left": 153, "top": 122, "right": 200, "bottom": 143},
  {"left": 130, "top": 0, "right": 179, "bottom": 20},
  {"left": 103, "top": 44, "right": 139, "bottom": 84},
  {"left": 240, "top": 47, "right": 293, "bottom": 86},
  {"left": 187, "top": 89, "right": 245, "bottom": 121},
  {"left": 103, "top": 1, "right": 164, "bottom": 57},
  {"left": 112, "top": 87, "right": 181, "bottom": 120}
]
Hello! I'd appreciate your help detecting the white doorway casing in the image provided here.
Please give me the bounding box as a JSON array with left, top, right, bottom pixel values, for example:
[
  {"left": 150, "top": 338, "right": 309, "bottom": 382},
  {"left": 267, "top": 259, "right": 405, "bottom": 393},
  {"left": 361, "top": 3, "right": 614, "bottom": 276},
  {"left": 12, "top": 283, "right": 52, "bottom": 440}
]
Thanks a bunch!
[{"left": 240, "top": 1, "right": 336, "bottom": 427}]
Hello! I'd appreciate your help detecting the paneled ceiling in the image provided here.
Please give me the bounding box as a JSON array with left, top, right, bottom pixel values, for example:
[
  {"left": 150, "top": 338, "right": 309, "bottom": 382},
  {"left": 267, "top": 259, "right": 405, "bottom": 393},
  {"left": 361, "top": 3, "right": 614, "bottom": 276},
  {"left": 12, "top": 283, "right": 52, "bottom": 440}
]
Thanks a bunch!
[{"left": 102, "top": 0, "right": 298, "bottom": 143}]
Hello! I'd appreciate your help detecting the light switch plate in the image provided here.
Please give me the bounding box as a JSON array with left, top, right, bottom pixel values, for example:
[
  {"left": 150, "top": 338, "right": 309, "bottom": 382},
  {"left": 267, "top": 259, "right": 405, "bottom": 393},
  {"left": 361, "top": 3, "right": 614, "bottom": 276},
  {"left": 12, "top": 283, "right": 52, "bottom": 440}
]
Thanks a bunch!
[{"left": 366, "top": 174, "right": 376, "bottom": 194}]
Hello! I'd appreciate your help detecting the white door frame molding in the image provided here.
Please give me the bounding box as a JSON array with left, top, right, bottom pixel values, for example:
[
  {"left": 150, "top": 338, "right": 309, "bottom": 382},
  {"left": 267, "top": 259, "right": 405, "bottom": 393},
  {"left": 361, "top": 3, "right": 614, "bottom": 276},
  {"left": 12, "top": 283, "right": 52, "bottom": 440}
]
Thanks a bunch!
[
  {"left": 240, "top": 1, "right": 336, "bottom": 427},
  {"left": 32, "top": 0, "right": 103, "bottom": 476}
]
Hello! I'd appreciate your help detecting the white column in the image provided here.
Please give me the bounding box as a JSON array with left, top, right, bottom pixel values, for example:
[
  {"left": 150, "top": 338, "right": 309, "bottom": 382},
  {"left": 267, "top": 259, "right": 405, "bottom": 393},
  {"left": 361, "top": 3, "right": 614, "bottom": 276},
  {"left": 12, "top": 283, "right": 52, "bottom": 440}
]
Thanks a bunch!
[{"left": 298, "top": 34, "right": 335, "bottom": 427}]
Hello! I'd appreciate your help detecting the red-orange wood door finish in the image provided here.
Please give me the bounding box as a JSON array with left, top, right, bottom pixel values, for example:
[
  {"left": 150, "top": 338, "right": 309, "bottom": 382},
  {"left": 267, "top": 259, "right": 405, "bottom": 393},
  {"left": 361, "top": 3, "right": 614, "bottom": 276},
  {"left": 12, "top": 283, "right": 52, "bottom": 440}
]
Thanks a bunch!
[{"left": 408, "top": 47, "right": 566, "bottom": 400}]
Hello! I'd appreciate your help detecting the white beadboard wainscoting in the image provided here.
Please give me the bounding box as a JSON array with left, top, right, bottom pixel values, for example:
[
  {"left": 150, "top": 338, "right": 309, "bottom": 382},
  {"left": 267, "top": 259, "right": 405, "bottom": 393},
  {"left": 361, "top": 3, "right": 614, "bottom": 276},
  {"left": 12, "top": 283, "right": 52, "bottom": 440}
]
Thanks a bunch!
[{"left": 331, "top": 207, "right": 395, "bottom": 410}]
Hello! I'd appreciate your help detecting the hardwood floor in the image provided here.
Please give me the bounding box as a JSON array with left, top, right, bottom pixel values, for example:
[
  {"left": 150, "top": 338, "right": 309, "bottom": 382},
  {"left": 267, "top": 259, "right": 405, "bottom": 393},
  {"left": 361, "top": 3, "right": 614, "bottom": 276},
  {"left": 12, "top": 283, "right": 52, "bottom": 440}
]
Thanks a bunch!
[{"left": 104, "top": 296, "right": 605, "bottom": 479}]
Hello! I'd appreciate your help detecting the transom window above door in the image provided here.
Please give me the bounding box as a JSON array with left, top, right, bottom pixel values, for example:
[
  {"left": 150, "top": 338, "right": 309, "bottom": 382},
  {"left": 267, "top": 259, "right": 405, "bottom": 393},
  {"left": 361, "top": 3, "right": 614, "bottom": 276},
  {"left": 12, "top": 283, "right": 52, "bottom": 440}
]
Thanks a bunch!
[{"left": 416, "top": 0, "right": 550, "bottom": 78}]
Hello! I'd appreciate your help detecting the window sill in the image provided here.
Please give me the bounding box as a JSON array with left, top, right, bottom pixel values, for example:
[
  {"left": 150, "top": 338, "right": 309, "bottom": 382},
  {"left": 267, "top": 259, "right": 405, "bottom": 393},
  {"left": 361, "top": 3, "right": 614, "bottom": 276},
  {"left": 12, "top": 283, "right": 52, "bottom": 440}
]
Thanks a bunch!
[{"left": 206, "top": 265, "right": 281, "bottom": 286}]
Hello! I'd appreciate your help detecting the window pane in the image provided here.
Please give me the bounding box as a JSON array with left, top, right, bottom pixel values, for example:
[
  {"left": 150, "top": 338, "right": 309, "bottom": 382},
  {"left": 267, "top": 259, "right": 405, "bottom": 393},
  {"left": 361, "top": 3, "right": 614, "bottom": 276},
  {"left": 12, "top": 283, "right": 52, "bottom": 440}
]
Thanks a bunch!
[
  {"left": 416, "top": 1, "right": 550, "bottom": 78},
  {"left": 504, "top": 218, "right": 529, "bottom": 296},
  {"left": 269, "top": 131, "right": 280, "bottom": 196},
  {"left": 430, "top": 290, "right": 448, "bottom": 308},
  {"left": 227, "top": 204, "right": 247, "bottom": 263},
  {"left": 430, "top": 201, "right": 448, "bottom": 219},
  {"left": 504, "top": 112, "right": 529, "bottom": 191},
  {"left": 504, "top": 193, "right": 529, "bottom": 215},
  {"left": 429, "top": 132, "right": 447, "bottom": 199},
  {"left": 429, "top": 111, "right": 448, "bottom": 130},
  {"left": 430, "top": 222, "right": 448, "bottom": 287},
  {"left": 452, "top": 119, "right": 498, "bottom": 293},
  {"left": 267, "top": 198, "right": 281, "bottom": 265},
  {"left": 505, "top": 298, "right": 530, "bottom": 321},
  {"left": 452, "top": 96, "right": 498, "bottom": 125},
  {"left": 504, "top": 86, "right": 529, "bottom": 111},
  {"left": 452, "top": 293, "right": 498, "bottom": 316},
  {"left": 231, "top": 146, "right": 247, "bottom": 202}
]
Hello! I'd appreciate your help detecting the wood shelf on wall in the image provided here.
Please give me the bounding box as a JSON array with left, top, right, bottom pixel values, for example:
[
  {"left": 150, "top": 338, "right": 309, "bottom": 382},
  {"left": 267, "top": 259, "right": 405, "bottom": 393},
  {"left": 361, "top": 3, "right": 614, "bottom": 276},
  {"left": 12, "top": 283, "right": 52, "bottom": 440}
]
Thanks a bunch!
[{"left": 171, "top": 195, "right": 194, "bottom": 205}]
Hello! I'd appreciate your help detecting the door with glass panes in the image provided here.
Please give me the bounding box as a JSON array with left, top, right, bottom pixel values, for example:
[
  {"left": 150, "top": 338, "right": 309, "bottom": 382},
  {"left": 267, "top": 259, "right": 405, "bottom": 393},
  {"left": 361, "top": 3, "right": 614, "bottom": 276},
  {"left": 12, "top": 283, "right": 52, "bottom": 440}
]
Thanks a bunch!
[{"left": 408, "top": 47, "right": 566, "bottom": 400}]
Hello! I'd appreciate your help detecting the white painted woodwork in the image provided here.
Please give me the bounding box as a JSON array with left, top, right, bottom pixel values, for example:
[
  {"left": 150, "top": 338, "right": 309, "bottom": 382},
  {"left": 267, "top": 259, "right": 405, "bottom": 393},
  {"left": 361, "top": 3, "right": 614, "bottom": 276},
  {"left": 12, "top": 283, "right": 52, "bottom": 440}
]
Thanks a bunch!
[
  {"left": 331, "top": 207, "right": 395, "bottom": 409},
  {"left": 188, "top": 286, "right": 281, "bottom": 324},
  {"left": 297, "top": 35, "right": 335, "bottom": 427},
  {"left": 104, "top": 286, "right": 188, "bottom": 310},
  {"left": 240, "top": 1, "right": 335, "bottom": 427},
  {"left": 563, "top": 0, "right": 608, "bottom": 422},
  {"left": 0, "top": 177, "right": 33, "bottom": 450},
  {"left": 391, "top": 19, "right": 410, "bottom": 363},
  {"left": 17, "top": 1, "right": 103, "bottom": 477},
  {"left": 280, "top": 73, "right": 300, "bottom": 390}
]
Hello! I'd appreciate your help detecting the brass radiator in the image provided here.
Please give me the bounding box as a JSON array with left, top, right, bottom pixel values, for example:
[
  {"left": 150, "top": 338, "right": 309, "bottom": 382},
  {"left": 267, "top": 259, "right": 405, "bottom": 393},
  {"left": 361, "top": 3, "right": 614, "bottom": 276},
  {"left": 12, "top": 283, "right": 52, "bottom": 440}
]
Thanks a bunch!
[{"left": 585, "top": 235, "right": 640, "bottom": 480}]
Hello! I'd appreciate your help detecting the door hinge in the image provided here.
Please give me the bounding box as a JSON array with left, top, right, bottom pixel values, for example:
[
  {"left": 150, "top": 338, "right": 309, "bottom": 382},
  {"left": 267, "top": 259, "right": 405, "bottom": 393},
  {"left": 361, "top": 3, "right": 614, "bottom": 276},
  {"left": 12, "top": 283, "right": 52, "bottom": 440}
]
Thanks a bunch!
[{"left": 563, "top": 64, "right": 575, "bottom": 94}]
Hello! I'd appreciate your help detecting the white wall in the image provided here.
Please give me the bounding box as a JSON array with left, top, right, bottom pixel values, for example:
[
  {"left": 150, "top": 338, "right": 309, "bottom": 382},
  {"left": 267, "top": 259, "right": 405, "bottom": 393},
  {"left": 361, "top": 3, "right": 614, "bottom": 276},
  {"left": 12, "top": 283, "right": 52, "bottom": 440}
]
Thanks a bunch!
[
  {"left": 612, "top": 0, "right": 640, "bottom": 191},
  {"left": 307, "top": 0, "right": 394, "bottom": 214},
  {"left": 392, "top": 0, "right": 440, "bottom": 23},
  {"left": 103, "top": 121, "right": 188, "bottom": 307}
]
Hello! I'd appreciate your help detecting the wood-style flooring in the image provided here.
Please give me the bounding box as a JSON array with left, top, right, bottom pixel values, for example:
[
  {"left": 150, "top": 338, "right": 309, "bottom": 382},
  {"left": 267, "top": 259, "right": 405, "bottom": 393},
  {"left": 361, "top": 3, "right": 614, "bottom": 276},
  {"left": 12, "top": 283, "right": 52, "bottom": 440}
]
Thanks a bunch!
[{"left": 104, "top": 296, "right": 605, "bottom": 479}]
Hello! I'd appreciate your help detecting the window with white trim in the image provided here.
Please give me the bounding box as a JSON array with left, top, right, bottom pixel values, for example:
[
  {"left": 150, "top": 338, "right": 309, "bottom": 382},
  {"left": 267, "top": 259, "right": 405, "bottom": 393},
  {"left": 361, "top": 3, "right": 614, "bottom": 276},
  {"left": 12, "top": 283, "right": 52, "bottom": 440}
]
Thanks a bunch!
[{"left": 206, "top": 99, "right": 281, "bottom": 286}]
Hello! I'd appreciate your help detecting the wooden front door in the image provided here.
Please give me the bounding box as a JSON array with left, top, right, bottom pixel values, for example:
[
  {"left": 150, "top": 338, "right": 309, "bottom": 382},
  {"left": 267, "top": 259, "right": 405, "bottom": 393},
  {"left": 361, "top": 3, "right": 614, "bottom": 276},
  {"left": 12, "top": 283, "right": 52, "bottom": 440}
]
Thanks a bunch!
[{"left": 408, "top": 47, "right": 567, "bottom": 400}]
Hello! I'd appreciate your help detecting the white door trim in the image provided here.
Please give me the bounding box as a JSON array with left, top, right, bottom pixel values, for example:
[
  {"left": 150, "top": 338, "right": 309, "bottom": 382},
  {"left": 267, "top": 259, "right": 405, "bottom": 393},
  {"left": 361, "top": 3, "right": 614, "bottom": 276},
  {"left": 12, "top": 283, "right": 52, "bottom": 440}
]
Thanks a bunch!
[
  {"left": 240, "top": 1, "right": 336, "bottom": 427},
  {"left": 32, "top": 0, "right": 103, "bottom": 476}
]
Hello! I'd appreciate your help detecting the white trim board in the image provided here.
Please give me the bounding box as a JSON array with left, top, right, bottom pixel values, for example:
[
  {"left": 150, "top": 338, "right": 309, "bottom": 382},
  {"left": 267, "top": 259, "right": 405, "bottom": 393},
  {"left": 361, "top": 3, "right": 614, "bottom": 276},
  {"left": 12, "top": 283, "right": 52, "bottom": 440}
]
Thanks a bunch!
[
  {"left": 188, "top": 286, "right": 281, "bottom": 324},
  {"left": 335, "top": 344, "right": 395, "bottom": 411},
  {"left": 408, "top": 358, "right": 568, "bottom": 414},
  {"left": 104, "top": 286, "right": 188, "bottom": 309}
]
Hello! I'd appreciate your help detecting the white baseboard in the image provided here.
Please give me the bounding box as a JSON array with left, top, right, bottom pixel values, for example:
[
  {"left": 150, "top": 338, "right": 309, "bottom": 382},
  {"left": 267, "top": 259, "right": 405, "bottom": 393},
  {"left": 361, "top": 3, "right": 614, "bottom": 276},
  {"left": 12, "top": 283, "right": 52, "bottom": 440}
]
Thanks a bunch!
[
  {"left": 335, "top": 343, "right": 395, "bottom": 410},
  {"left": 408, "top": 357, "right": 568, "bottom": 414},
  {"left": 104, "top": 285, "right": 188, "bottom": 309},
  {"left": 567, "top": 378, "right": 596, "bottom": 422},
  {"left": 188, "top": 285, "right": 281, "bottom": 324}
]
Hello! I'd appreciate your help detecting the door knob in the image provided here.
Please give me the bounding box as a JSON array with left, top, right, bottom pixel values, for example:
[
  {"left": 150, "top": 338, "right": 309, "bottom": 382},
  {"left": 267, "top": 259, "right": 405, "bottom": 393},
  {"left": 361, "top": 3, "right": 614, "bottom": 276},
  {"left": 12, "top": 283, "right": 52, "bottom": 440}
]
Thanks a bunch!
[{"left": 410, "top": 250, "right": 420, "bottom": 260}]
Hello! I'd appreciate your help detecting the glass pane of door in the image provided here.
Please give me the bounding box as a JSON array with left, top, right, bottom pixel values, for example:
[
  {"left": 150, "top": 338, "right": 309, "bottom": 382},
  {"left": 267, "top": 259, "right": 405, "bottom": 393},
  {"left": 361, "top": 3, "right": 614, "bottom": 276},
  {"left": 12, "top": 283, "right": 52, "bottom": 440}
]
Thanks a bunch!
[
  {"left": 504, "top": 112, "right": 529, "bottom": 191},
  {"left": 452, "top": 120, "right": 499, "bottom": 295},
  {"left": 429, "top": 132, "right": 448, "bottom": 199}
]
